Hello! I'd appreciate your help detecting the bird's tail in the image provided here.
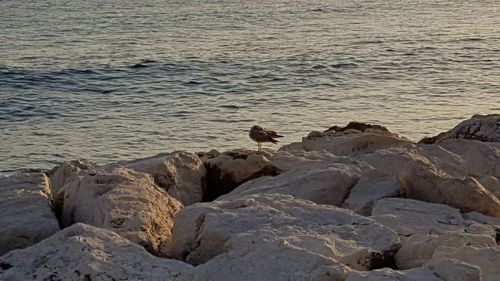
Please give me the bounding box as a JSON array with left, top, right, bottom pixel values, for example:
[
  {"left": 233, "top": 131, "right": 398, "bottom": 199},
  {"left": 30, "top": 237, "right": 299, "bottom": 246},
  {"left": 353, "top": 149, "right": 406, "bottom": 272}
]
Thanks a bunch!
[{"left": 270, "top": 139, "right": 279, "bottom": 144}]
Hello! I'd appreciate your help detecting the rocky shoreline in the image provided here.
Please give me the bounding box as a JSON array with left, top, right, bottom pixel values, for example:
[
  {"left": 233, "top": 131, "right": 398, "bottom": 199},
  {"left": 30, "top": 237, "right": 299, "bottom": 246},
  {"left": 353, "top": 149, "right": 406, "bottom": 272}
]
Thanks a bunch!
[{"left": 1, "top": 114, "right": 499, "bottom": 281}]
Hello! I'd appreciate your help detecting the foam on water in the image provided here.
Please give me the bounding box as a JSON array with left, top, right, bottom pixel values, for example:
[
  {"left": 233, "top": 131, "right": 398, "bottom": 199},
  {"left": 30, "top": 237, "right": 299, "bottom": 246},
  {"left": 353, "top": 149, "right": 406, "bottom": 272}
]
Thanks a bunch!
[{"left": 1, "top": 0, "right": 499, "bottom": 175}]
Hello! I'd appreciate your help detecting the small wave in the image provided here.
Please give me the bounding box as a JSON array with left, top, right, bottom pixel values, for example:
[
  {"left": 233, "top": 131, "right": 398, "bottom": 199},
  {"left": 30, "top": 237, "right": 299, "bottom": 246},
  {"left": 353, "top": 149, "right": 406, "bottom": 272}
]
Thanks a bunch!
[{"left": 331, "top": 63, "right": 359, "bottom": 69}]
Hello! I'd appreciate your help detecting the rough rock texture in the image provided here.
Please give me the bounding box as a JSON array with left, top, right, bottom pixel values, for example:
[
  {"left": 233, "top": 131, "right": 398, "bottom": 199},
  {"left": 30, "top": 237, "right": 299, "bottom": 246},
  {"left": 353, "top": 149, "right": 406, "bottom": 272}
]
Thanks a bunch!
[
  {"left": 46, "top": 159, "right": 98, "bottom": 195},
  {"left": 345, "top": 267, "right": 443, "bottom": 281},
  {"left": 419, "top": 114, "right": 500, "bottom": 144},
  {"left": 219, "top": 164, "right": 362, "bottom": 206},
  {"left": 395, "top": 232, "right": 496, "bottom": 269},
  {"left": 201, "top": 149, "right": 278, "bottom": 201},
  {"left": 342, "top": 171, "right": 405, "bottom": 215},
  {"left": 58, "top": 166, "right": 182, "bottom": 256},
  {"left": 431, "top": 246, "right": 500, "bottom": 281},
  {"left": 0, "top": 173, "right": 60, "bottom": 256},
  {"left": 426, "top": 258, "right": 481, "bottom": 281},
  {"left": 326, "top": 122, "right": 391, "bottom": 134},
  {"left": 372, "top": 198, "right": 466, "bottom": 236},
  {"left": 0, "top": 223, "right": 194, "bottom": 281},
  {"left": 115, "top": 151, "right": 206, "bottom": 205},
  {"left": 170, "top": 194, "right": 400, "bottom": 271}
]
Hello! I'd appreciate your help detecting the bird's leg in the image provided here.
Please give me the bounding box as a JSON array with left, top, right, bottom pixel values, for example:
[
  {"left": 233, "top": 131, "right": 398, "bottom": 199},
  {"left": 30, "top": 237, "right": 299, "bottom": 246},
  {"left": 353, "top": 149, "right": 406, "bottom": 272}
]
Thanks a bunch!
[{"left": 258, "top": 143, "right": 261, "bottom": 152}]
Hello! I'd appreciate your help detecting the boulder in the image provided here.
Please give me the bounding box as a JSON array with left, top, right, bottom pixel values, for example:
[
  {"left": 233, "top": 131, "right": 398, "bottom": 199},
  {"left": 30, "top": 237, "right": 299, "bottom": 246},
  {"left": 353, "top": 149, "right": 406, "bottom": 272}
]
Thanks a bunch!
[
  {"left": 201, "top": 149, "right": 278, "bottom": 201},
  {"left": 419, "top": 114, "right": 500, "bottom": 144},
  {"left": 400, "top": 163, "right": 500, "bottom": 217},
  {"left": 345, "top": 267, "right": 443, "bottom": 281},
  {"left": 280, "top": 129, "right": 413, "bottom": 157},
  {"left": 0, "top": 173, "right": 59, "bottom": 256},
  {"left": 426, "top": 258, "right": 481, "bottom": 281},
  {"left": 0, "top": 223, "right": 193, "bottom": 281},
  {"left": 219, "top": 163, "right": 361, "bottom": 206},
  {"left": 170, "top": 194, "right": 400, "bottom": 270},
  {"left": 58, "top": 166, "right": 182, "bottom": 256},
  {"left": 115, "top": 151, "right": 206, "bottom": 205},
  {"left": 270, "top": 150, "right": 370, "bottom": 172},
  {"left": 431, "top": 246, "right": 500, "bottom": 281},
  {"left": 46, "top": 159, "right": 97, "bottom": 195},
  {"left": 342, "top": 171, "right": 405, "bottom": 215},
  {"left": 395, "top": 232, "right": 495, "bottom": 269},
  {"left": 372, "top": 198, "right": 466, "bottom": 236}
]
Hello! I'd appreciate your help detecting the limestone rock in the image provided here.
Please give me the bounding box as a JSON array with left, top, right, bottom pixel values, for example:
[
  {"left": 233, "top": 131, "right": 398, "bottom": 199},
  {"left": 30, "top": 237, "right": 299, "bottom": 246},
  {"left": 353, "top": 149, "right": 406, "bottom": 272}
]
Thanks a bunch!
[
  {"left": 372, "top": 198, "right": 466, "bottom": 236},
  {"left": 58, "top": 166, "right": 182, "bottom": 256},
  {"left": 219, "top": 164, "right": 361, "bottom": 206},
  {"left": 46, "top": 159, "right": 97, "bottom": 195},
  {"left": 345, "top": 267, "right": 443, "bottom": 281},
  {"left": 431, "top": 246, "right": 500, "bottom": 281},
  {"left": 342, "top": 171, "right": 405, "bottom": 215},
  {"left": 115, "top": 151, "right": 206, "bottom": 205},
  {"left": 426, "top": 258, "right": 481, "bottom": 281},
  {"left": 270, "top": 149, "right": 370, "bottom": 172},
  {"left": 0, "top": 223, "right": 193, "bottom": 281},
  {"left": 280, "top": 129, "right": 413, "bottom": 157},
  {"left": 395, "top": 232, "right": 495, "bottom": 269},
  {"left": 201, "top": 149, "right": 278, "bottom": 201},
  {"left": 419, "top": 114, "right": 500, "bottom": 144},
  {"left": 0, "top": 173, "right": 59, "bottom": 256},
  {"left": 400, "top": 163, "right": 500, "bottom": 217},
  {"left": 170, "top": 194, "right": 400, "bottom": 271}
]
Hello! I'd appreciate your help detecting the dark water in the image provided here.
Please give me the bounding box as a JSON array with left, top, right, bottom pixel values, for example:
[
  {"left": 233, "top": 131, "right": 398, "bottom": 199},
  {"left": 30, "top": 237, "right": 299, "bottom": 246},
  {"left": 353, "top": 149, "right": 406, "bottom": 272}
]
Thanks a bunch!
[{"left": 1, "top": 0, "right": 499, "bottom": 175}]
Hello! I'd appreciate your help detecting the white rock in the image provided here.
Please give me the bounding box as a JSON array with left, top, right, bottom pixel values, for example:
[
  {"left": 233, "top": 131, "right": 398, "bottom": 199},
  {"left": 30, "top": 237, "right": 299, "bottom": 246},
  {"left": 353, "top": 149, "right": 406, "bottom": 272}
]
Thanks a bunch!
[
  {"left": 395, "top": 232, "right": 496, "bottom": 269},
  {"left": 0, "top": 173, "right": 59, "bottom": 256},
  {"left": 170, "top": 194, "right": 400, "bottom": 271},
  {"left": 58, "top": 166, "right": 182, "bottom": 256},
  {"left": 345, "top": 267, "right": 443, "bottom": 281},
  {"left": 46, "top": 159, "right": 97, "bottom": 195},
  {"left": 280, "top": 131, "right": 413, "bottom": 157},
  {"left": 431, "top": 246, "right": 500, "bottom": 281},
  {"left": 372, "top": 198, "right": 466, "bottom": 236},
  {"left": 219, "top": 164, "right": 361, "bottom": 206},
  {"left": 115, "top": 151, "right": 206, "bottom": 205},
  {"left": 342, "top": 171, "right": 404, "bottom": 215},
  {"left": 426, "top": 258, "right": 481, "bottom": 281},
  {"left": 0, "top": 223, "right": 193, "bottom": 281}
]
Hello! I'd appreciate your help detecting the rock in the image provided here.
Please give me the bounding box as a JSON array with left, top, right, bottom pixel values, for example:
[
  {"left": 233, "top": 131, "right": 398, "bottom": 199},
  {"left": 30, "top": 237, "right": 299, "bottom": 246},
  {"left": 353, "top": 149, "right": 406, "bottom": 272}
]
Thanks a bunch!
[
  {"left": 115, "top": 151, "right": 206, "bottom": 205},
  {"left": 219, "top": 164, "right": 361, "bottom": 206},
  {"left": 58, "top": 166, "right": 182, "bottom": 256},
  {"left": 270, "top": 150, "right": 372, "bottom": 172},
  {"left": 357, "top": 147, "right": 432, "bottom": 177},
  {"left": 395, "top": 232, "right": 495, "bottom": 269},
  {"left": 372, "top": 198, "right": 466, "bottom": 236},
  {"left": 400, "top": 163, "right": 500, "bottom": 217},
  {"left": 0, "top": 223, "right": 193, "bottom": 281},
  {"left": 476, "top": 176, "right": 500, "bottom": 199},
  {"left": 280, "top": 129, "right": 413, "bottom": 157},
  {"left": 201, "top": 149, "right": 278, "bottom": 201},
  {"left": 419, "top": 114, "right": 500, "bottom": 144},
  {"left": 426, "top": 258, "right": 481, "bottom": 281},
  {"left": 326, "top": 122, "right": 391, "bottom": 134},
  {"left": 170, "top": 194, "right": 400, "bottom": 270},
  {"left": 0, "top": 173, "right": 60, "bottom": 256},
  {"left": 342, "top": 171, "right": 405, "bottom": 215},
  {"left": 431, "top": 246, "right": 500, "bottom": 281},
  {"left": 345, "top": 267, "right": 443, "bottom": 281},
  {"left": 46, "top": 159, "right": 98, "bottom": 195}
]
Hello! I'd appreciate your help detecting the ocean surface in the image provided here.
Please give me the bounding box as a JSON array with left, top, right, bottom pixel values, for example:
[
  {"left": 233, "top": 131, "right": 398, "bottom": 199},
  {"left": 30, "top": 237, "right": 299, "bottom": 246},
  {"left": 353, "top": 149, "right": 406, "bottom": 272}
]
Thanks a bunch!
[{"left": 1, "top": 0, "right": 499, "bottom": 175}]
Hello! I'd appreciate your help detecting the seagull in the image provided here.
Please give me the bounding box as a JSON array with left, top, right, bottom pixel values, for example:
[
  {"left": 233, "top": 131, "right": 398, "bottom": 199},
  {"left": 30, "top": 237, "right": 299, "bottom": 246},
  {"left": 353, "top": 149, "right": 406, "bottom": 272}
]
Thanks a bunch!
[{"left": 249, "top": 125, "right": 283, "bottom": 151}]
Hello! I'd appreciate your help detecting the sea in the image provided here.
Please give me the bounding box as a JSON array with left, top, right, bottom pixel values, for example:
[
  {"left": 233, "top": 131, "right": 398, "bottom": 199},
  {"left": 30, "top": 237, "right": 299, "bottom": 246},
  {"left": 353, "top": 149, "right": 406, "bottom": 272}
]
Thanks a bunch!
[{"left": 1, "top": 0, "right": 499, "bottom": 175}]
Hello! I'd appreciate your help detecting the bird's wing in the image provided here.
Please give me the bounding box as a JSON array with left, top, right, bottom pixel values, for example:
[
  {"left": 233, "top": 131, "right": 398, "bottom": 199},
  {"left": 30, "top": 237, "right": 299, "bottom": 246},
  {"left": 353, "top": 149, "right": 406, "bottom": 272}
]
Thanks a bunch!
[{"left": 264, "top": 128, "right": 283, "bottom": 138}]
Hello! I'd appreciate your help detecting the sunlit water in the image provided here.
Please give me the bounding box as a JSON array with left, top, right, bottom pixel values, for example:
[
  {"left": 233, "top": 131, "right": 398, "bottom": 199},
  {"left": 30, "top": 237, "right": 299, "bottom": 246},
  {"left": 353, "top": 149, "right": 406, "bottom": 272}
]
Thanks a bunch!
[{"left": 1, "top": 0, "right": 499, "bottom": 175}]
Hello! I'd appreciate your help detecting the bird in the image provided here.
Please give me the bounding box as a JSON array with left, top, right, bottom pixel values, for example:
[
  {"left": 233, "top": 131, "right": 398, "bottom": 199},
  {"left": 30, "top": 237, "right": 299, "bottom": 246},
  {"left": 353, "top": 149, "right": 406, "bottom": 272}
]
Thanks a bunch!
[{"left": 249, "top": 125, "right": 283, "bottom": 151}]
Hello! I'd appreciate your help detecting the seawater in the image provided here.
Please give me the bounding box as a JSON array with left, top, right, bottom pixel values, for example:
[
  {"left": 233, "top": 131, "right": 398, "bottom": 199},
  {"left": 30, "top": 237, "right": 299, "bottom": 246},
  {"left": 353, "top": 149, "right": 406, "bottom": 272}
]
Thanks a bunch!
[{"left": 1, "top": 0, "right": 499, "bottom": 175}]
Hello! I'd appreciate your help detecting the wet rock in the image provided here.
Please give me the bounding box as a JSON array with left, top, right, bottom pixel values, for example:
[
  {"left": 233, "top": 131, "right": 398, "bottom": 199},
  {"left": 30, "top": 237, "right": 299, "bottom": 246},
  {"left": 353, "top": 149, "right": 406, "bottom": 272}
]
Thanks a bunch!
[
  {"left": 0, "top": 223, "right": 193, "bottom": 281},
  {"left": 0, "top": 173, "right": 60, "bottom": 256},
  {"left": 115, "top": 151, "right": 206, "bottom": 205},
  {"left": 57, "top": 166, "right": 182, "bottom": 256},
  {"left": 170, "top": 194, "right": 400, "bottom": 271},
  {"left": 201, "top": 149, "right": 278, "bottom": 201},
  {"left": 419, "top": 114, "right": 500, "bottom": 144},
  {"left": 219, "top": 163, "right": 361, "bottom": 206}
]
